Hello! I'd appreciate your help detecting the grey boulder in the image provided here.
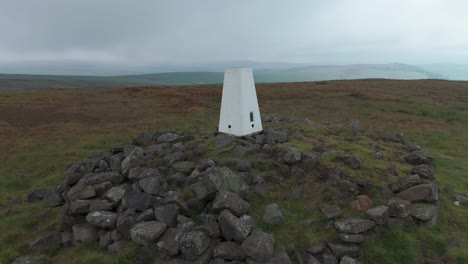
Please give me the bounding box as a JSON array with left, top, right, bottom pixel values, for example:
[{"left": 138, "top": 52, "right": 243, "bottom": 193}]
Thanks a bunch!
[
  {"left": 241, "top": 229, "right": 275, "bottom": 263},
  {"left": 334, "top": 218, "right": 375, "bottom": 234},
  {"left": 212, "top": 190, "right": 250, "bottom": 217},
  {"left": 130, "top": 221, "right": 167, "bottom": 246},
  {"left": 263, "top": 203, "right": 284, "bottom": 224}
]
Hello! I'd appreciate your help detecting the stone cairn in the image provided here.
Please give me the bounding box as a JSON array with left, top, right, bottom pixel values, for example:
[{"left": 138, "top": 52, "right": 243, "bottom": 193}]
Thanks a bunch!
[{"left": 24, "top": 121, "right": 441, "bottom": 264}]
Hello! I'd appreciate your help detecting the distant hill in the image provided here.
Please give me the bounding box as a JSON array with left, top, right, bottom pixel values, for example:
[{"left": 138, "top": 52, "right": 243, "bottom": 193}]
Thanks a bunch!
[
  {"left": 0, "top": 63, "right": 445, "bottom": 90},
  {"left": 418, "top": 64, "right": 468, "bottom": 80}
]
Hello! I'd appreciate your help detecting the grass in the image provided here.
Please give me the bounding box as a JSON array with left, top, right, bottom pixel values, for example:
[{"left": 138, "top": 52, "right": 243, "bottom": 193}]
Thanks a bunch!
[{"left": 0, "top": 79, "right": 467, "bottom": 263}]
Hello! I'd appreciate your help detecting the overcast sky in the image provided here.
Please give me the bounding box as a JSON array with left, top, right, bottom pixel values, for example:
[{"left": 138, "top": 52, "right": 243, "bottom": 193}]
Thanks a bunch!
[{"left": 1, "top": 0, "right": 468, "bottom": 69}]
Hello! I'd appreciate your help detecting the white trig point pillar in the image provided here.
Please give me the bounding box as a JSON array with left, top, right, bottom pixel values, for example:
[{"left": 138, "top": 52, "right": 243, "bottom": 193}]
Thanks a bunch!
[{"left": 218, "top": 67, "right": 263, "bottom": 136}]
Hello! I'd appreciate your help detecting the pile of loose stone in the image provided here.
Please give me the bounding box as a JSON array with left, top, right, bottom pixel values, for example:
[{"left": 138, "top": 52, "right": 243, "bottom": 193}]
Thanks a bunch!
[{"left": 23, "top": 121, "right": 442, "bottom": 264}]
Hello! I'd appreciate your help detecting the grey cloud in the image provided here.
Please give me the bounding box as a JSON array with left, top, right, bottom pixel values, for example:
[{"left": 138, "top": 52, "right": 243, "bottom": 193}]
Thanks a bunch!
[{"left": 0, "top": 0, "right": 467, "bottom": 71}]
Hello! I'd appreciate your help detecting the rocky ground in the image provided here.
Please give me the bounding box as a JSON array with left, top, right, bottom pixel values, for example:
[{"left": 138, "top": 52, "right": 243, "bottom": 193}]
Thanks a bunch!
[{"left": 13, "top": 118, "right": 455, "bottom": 264}]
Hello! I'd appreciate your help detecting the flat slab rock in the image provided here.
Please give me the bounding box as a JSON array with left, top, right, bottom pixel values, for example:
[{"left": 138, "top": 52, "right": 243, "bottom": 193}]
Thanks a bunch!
[
  {"left": 334, "top": 218, "right": 375, "bottom": 234},
  {"left": 130, "top": 221, "right": 167, "bottom": 246}
]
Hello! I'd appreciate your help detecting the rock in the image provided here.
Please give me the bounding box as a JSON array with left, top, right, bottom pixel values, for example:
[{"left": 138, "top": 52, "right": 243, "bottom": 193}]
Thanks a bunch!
[
  {"left": 218, "top": 209, "right": 253, "bottom": 242},
  {"left": 84, "top": 172, "right": 124, "bottom": 186},
  {"left": 213, "top": 241, "right": 247, "bottom": 260},
  {"left": 67, "top": 183, "right": 95, "bottom": 200},
  {"left": 164, "top": 191, "right": 189, "bottom": 213},
  {"left": 173, "top": 161, "right": 195, "bottom": 174},
  {"left": 263, "top": 203, "right": 284, "bottom": 224},
  {"left": 121, "top": 191, "right": 154, "bottom": 211},
  {"left": 158, "top": 132, "right": 182, "bottom": 143},
  {"left": 283, "top": 148, "right": 302, "bottom": 164},
  {"left": 387, "top": 132, "right": 405, "bottom": 143},
  {"left": 98, "top": 160, "right": 109, "bottom": 172},
  {"left": 72, "top": 224, "right": 98, "bottom": 242},
  {"left": 387, "top": 216, "right": 417, "bottom": 231},
  {"left": 139, "top": 176, "right": 161, "bottom": 195},
  {"left": 179, "top": 231, "right": 211, "bottom": 260},
  {"left": 397, "top": 183, "right": 439, "bottom": 203},
  {"left": 117, "top": 210, "right": 136, "bottom": 239},
  {"left": 328, "top": 242, "right": 360, "bottom": 259},
  {"left": 266, "top": 130, "right": 288, "bottom": 143},
  {"left": 156, "top": 228, "right": 180, "bottom": 256},
  {"left": 99, "top": 231, "right": 112, "bottom": 249},
  {"left": 108, "top": 240, "right": 125, "bottom": 253},
  {"left": 93, "top": 181, "right": 113, "bottom": 197},
  {"left": 268, "top": 249, "right": 292, "bottom": 264},
  {"left": 334, "top": 218, "right": 375, "bottom": 234},
  {"left": 28, "top": 233, "right": 62, "bottom": 250},
  {"left": 167, "top": 172, "right": 187, "bottom": 187},
  {"left": 27, "top": 188, "right": 51, "bottom": 203},
  {"left": 303, "top": 254, "right": 322, "bottom": 264},
  {"left": 366, "top": 205, "right": 389, "bottom": 225},
  {"left": 410, "top": 203, "right": 436, "bottom": 222},
  {"left": 129, "top": 167, "right": 161, "bottom": 181},
  {"left": 212, "top": 190, "right": 250, "bottom": 217},
  {"left": 241, "top": 229, "right": 275, "bottom": 262},
  {"left": 453, "top": 193, "right": 468, "bottom": 206},
  {"left": 387, "top": 198, "right": 412, "bottom": 217},
  {"left": 410, "top": 165, "right": 434, "bottom": 181},
  {"left": 122, "top": 147, "right": 145, "bottom": 175},
  {"left": 198, "top": 158, "right": 216, "bottom": 171},
  {"left": 340, "top": 255, "right": 361, "bottom": 264},
  {"left": 130, "top": 221, "right": 167, "bottom": 246},
  {"left": 110, "top": 229, "right": 122, "bottom": 241},
  {"left": 349, "top": 195, "right": 373, "bottom": 211},
  {"left": 154, "top": 204, "right": 180, "bottom": 227},
  {"left": 89, "top": 200, "right": 113, "bottom": 211},
  {"left": 110, "top": 153, "right": 124, "bottom": 173},
  {"left": 307, "top": 242, "right": 326, "bottom": 254},
  {"left": 338, "top": 233, "right": 364, "bottom": 243},
  {"left": 40, "top": 191, "right": 63, "bottom": 207},
  {"left": 322, "top": 253, "right": 339, "bottom": 264},
  {"left": 104, "top": 184, "right": 130, "bottom": 203},
  {"left": 86, "top": 211, "right": 118, "bottom": 229},
  {"left": 10, "top": 256, "right": 46, "bottom": 264},
  {"left": 136, "top": 208, "right": 155, "bottom": 222},
  {"left": 321, "top": 204, "right": 343, "bottom": 219},
  {"left": 405, "top": 150, "right": 433, "bottom": 165},
  {"left": 190, "top": 167, "right": 249, "bottom": 200},
  {"left": 289, "top": 184, "right": 304, "bottom": 200},
  {"left": 133, "top": 130, "right": 161, "bottom": 146},
  {"left": 236, "top": 159, "right": 251, "bottom": 172},
  {"left": 195, "top": 222, "right": 221, "bottom": 238},
  {"left": 164, "top": 151, "right": 186, "bottom": 165},
  {"left": 337, "top": 154, "right": 361, "bottom": 169},
  {"left": 399, "top": 175, "right": 421, "bottom": 190},
  {"left": 61, "top": 231, "right": 73, "bottom": 246},
  {"left": 231, "top": 145, "right": 250, "bottom": 158}
]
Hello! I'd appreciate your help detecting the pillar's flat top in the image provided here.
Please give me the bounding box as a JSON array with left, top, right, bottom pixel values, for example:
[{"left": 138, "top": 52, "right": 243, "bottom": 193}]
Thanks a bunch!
[{"left": 224, "top": 67, "right": 252, "bottom": 70}]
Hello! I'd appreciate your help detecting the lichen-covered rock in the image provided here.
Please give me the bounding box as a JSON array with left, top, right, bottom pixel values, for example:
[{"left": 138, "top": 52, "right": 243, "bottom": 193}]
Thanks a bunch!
[
  {"left": 321, "top": 204, "right": 343, "bottom": 219},
  {"left": 263, "top": 203, "right": 284, "bottom": 224},
  {"left": 411, "top": 203, "right": 436, "bottom": 222},
  {"left": 340, "top": 255, "right": 361, "bottom": 264},
  {"left": 103, "top": 184, "right": 130, "bottom": 203},
  {"left": 86, "top": 211, "right": 118, "bottom": 229},
  {"left": 397, "top": 183, "right": 439, "bottom": 203},
  {"left": 72, "top": 224, "right": 98, "bottom": 242},
  {"left": 387, "top": 197, "right": 412, "bottom": 217},
  {"left": 283, "top": 148, "right": 302, "bottom": 164},
  {"left": 410, "top": 164, "right": 434, "bottom": 180},
  {"left": 190, "top": 167, "right": 249, "bottom": 200},
  {"left": 405, "top": 150, "right": 433, "bottom": 165},
  {"left": 334, "top": 218, "right": 375, "bottom": 234},
  {"left": 130, "top": 221, "right": 167, "bottom": 246},
  {"left": 349, "top": 195, "right": 373, "bottom": 211},
  {"left": 122, "top": 147, "right": 145, "bottom": 175},
  {"left": 139, "top": 176, "right": 161, "bottom": 195},
  {"left": 154, "top": 204, "right": 180, "bottom": 227},
  {"left": 218, "top": 210, "right": 253, "bottom": 242},
  {"left": 338, "top": 233, "right": 364, "bottom": 243},
  {"left": 128, "top": 167, "right": 160, "bottom": 181},
  {"left": 179, "top": 231, "right": 211, "bottom": 260},
  {"left": 241, "top": 229, "right": 275, "bottom": 262},
  {"left": 213, "top": 241, "right": 246, "bottom": 260},
  {"left": 121, "top": 191, "right": 153, "bottom": 211},
  {"left": 328, "top": 242, "right": 360, "bottom": 259},
  {"left": 366, "top": 205, "right": 389, "bottom": 225},
  {"left": 212, "top": 190, "right": 250, "bottom": 217}
]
